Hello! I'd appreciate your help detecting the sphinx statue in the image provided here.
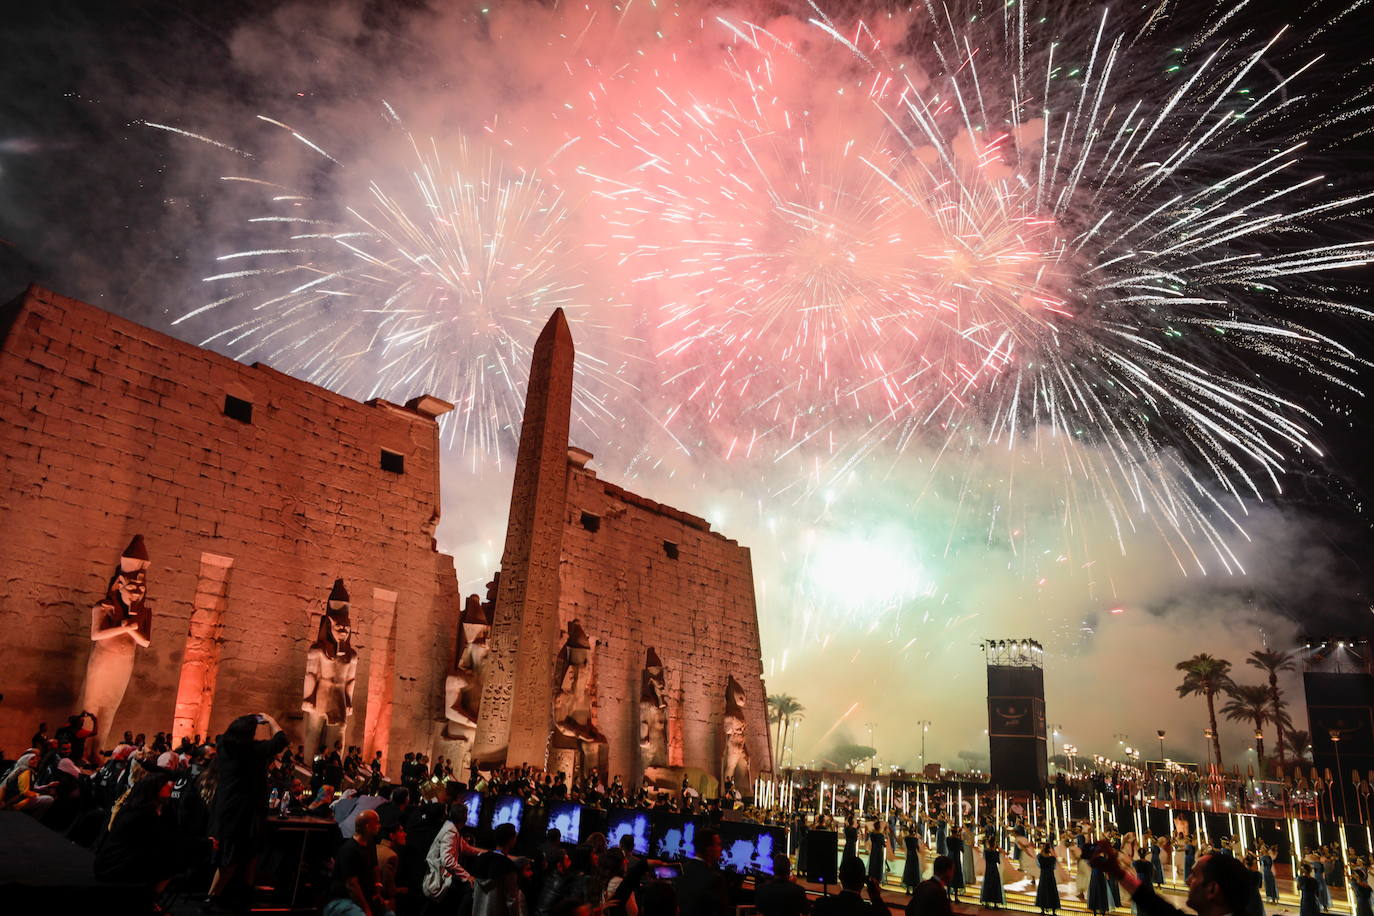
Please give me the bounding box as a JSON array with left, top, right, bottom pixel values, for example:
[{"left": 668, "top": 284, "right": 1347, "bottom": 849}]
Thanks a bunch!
[
  {"left": 80, "top": 535, "right": 152, "bottom": 755},
  {"left": 553, "top": 620, "right": 607, "bottom": 750},
  {"left": 639, "top": 648, "right": 669, "bottom": 768},
  {"left": 444, "top": 594, "right": 492, "bottom": 733},
  {"left": 721, "top": 674, "right": 751, "bottom": 791},
  {"left": 302, "top": 579, "right": 358, "bottom": 755}
]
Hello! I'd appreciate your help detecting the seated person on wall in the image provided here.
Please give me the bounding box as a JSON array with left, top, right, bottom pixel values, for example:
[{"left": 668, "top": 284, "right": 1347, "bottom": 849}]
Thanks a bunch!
[{"left": 1, "top": 751, "right": 56, "bottom": 819}]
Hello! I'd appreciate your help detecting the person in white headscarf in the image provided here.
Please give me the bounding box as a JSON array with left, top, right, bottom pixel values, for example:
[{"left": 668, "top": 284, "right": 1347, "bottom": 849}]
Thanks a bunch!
[{"left": 1, "top": 752, "right": 55, "bottom": 818}]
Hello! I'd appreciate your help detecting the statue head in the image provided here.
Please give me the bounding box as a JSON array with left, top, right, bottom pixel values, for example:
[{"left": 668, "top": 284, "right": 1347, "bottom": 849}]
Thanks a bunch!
[
  {"left": 564, "top": 620, "right": 592, "bottom": 665},
  {"left": 108, "top": 535, "right": 150, "bottom": 609},
  {"left": 314, "top": 579, "right": 355, "bottom": 657},
  {"left": 461, "top": 593, "right": 491, "bottom": 645},
  {"left": 725, "top": 674, "right": 747, "bottom": 711}
]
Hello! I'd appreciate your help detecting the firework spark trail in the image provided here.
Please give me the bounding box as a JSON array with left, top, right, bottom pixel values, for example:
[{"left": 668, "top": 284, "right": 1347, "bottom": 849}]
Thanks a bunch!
[
  {"left": 161, "top": 0, "right": 1374, "bottom": 585},
  {"left": 572, "top": 0, "right": 1374, "bottom": 576},
  {"left": 177, "top": 109, "right": 632, "bottom": 459}
]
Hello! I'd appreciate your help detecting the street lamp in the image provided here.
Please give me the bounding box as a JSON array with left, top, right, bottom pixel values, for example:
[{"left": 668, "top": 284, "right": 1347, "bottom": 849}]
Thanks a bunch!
[
  {"left": 1331, "top": 730, "right": 1348, "bottom": 817},
  {"left": 1157, "top": 730, "right": 1166, "bottom": 761},
  {"left": 1050, "top": 723, "right": 1063, "bottom": 769},
  {"left": 917, "top": 720, "right": 932, "bottom": 768}
]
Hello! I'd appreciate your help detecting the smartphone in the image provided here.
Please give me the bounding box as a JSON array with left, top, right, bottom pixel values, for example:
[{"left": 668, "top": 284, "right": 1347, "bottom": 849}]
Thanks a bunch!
[{"left": 654, "top": 863, "right": 683, "bottom": 879}]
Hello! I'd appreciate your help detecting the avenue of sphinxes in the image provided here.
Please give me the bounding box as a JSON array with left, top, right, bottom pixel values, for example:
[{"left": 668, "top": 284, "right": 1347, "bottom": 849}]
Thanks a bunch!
[{"left": 0, "top": 285, "right": 771, "bottom": 788}]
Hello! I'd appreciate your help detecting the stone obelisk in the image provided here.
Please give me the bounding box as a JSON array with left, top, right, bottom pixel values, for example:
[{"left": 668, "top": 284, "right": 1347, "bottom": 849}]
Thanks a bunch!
[{"left": 473, "top": 309, "right": 574, "bottom": 767}]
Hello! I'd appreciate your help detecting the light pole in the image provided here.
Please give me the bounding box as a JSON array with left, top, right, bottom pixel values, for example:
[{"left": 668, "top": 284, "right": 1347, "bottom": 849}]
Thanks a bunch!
[
  {"left": 1157, "top": 729, "right": 1166, "bottom": 761},
  {"left": 917, "top": 720, "right": 932, "bottom": 770},
  {"left": 1332, "top": 730, "right": 1348, "bottom": 818},
  {"left": 866, "top": 722, "right": 878, "bottom": 770},
  {"left": 1050, "top": 723, "right": 1063, "bottom": 769}
]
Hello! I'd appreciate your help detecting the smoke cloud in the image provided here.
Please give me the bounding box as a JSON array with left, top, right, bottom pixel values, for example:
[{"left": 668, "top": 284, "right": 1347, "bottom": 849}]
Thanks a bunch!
[{"left": 2, "top": 0, "right": 1370, "bottom": 775}]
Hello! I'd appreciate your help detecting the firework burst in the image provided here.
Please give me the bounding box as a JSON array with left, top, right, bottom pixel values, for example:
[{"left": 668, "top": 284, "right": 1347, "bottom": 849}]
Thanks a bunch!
[
  {"left": 158, "top": 0, "right": 1374, "bottom": 574},
  {"left": 171, "top": 111, "right": 619, "bottom": 460}
]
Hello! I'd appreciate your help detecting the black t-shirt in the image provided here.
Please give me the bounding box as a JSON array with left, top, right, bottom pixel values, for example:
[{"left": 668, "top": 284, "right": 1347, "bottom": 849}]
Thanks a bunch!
[
  {"left": 329, "top": 837, "right": 378, "bottom": 902},
  {"left": 54, "top": 725, "right": 86, "bottom": 761}
]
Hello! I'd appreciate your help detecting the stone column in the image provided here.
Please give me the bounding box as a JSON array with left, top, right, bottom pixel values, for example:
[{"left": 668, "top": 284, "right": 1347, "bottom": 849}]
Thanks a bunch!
[{"left": 171, "top": 553, "right": 234, "bottom": 741}]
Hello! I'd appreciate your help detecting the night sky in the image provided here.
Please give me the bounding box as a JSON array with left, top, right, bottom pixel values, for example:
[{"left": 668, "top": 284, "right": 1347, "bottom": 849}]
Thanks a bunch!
[{"left": 4, "top": 0, "right": 1374, "bottom": 766}]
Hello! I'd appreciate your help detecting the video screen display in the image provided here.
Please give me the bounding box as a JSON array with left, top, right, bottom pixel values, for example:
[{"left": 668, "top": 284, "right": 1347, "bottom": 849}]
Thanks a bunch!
[
  {"left": 490, "top": 795, "right": 524, "bottom": 830},
  {"left": 719, "top": 822, "right": 787, "bottom": 876},
  {"left": 546, "top": 801, "right": 582, "bottom": 842},
  {"left": 459, "top": 791, "right": 482, "bottom": 828},
  {"left": 650, "top": 814, "right": 700, "bottom": 861},
  {"left": 607, "top": 808, "right": 651, "bottom": 855}
]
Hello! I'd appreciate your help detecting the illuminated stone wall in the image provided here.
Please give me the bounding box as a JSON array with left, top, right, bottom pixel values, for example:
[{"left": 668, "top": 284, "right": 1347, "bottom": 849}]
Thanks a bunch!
[
  {"left": 0, "top": 285, "right": 461, "bottom": 769},
  {"left": 558, "top": 463, "right": 773, "bottom": 783}
]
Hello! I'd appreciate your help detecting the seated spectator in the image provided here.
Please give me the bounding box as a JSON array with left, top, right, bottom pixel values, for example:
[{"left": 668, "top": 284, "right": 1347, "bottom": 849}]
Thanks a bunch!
[
  {"left": 812, "top": 857, "right": 884, "bottom": 916},
  {"left": 1, "top": 752, "right": 54, "bottom": 819},
  {"left": 754, "top": 853, "right": 811, "bottom": 916},
  {"left": 377, "top": 813, "right": 408, "bottom": 915},
  {"left": 473, "top": 823, "right": 524, "bottom": 916},
  {"left": 325, "top": 807, "right": 384, "bottom": 916},
  {"left": 599, "top": 847, "right": 639, "bottom": 916},
  {"left": 424, "top": 801, "right": 480, "bottom": 914},
  {"left": 641, "top": 880, "right": 680, "bottom": 916},
  {"left": 93, "top": 772, "right": 180, "bottom": 897},
  {"left": 534, "top": 847, "right": 574, "bottom": 916},
  {"left": 56, "top": 711, "right": 98, "bottom": 764}
]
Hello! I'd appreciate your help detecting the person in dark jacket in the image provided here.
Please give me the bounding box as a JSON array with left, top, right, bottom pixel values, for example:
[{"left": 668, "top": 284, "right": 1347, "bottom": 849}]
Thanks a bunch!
[
  {"left": 754, "top": 853, "right": 811, "bottom": 916},
  {"left": 906, "top": 855, "right": 955, "bottom": 916},
  {"left": 94, "top": 771, "right": 180, "bottom": 895},
  {"left": 205, "top": 713, "right": 288, "bottom": 911},
  {"left": 674, "top": 827, "right": 734, "bottom": 916},
  {"left": 813, "top": 856, "right": 886, "bottom": 916}
]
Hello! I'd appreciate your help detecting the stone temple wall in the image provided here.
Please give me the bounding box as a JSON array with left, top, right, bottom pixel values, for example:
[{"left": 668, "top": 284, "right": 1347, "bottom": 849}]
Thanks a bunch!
[
  {"left": 558, "top": 461, "right": 772, "bottom": 783},
  {"left": 0, "top": 285, "right": 461, "bottom": 770}
]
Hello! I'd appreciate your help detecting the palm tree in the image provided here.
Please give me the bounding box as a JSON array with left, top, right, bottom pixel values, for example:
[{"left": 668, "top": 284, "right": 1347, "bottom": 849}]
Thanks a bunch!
[
  {"left": 1288, "top": 730, "right": 1313, "bottom": 764},
  {"left": 1221, "top": 683, "right": 1272, "bottom": 764},
  {"left": 1176, "top": 654, "right": 1234, "bottom": 768},
  {"left": 1247, "top": 649, "right": 1296, "bottom": 763},
  {"left": 767, "top": 695, "right": 785, "bottom": 768},
  {"left": 774, "top": 696, "right": 805, "bottom": 769}
]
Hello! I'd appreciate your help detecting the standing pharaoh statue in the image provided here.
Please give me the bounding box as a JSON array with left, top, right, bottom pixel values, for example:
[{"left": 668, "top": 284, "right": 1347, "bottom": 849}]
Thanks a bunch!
[
  {"left": 80, "top": 535, "right": 152, "bottom": 756},
  {"left": 551, "top": 620, "right": 606, "bottom": 776},
  {"left": 445, "top": 593, "right": 492, "bottom": 733},
  {"left": 721, "top": 674, "right": 752, "bottom": 791},
  {"left": 302, "top": 579, "right": 358, "bottom": 756},
  {"left": 639, "top": 648, "right": 669, "bottom": 768}
]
